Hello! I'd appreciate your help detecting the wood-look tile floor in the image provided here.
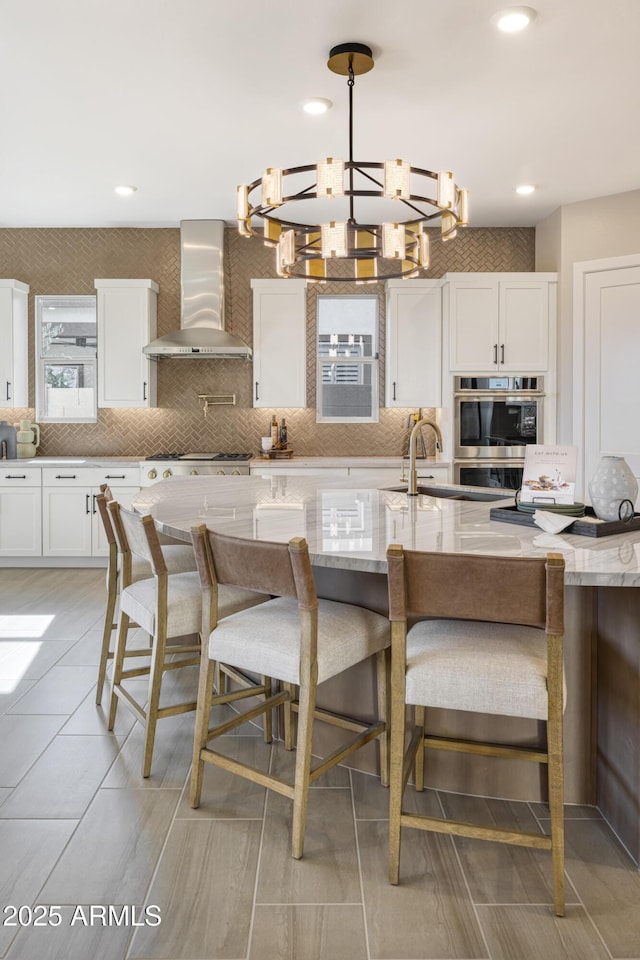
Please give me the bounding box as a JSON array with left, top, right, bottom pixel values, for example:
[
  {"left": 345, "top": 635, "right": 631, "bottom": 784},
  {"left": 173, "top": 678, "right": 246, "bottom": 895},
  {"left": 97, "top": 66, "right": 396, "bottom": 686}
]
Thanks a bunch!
[{"left": 1, "top": 567, "right": 639, "bottom": 960}]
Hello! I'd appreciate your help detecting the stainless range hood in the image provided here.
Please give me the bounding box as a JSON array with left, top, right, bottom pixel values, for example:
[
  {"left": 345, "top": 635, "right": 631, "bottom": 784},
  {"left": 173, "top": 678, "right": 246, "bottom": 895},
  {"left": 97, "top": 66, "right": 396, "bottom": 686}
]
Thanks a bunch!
[{"left": 143, "top": 219, "right": 252, "bottom": 359}]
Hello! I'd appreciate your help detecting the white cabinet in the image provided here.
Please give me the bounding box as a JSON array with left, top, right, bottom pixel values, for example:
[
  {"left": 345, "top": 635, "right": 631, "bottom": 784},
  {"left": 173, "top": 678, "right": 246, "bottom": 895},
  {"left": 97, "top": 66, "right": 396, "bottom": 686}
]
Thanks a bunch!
[
  {"left": 251, "top": 279, "right": 306, "bottom": 408},
  {"left": 385, "top": 280, "right": 441, "bottom": 407},
  {"left": 95, "top": 279, "right": 158, "bottom": 408},
  {"left": 0, "top": 280, "right": 29, "bottom": 408},
  {"left": 0, "top": 467, "right": 42, "bottom": 557},
  {"left": 42, "top": 466, "right": 139, "bottom": 557},
  {"left": 445, "top": 274, "right": 556, "bottom": 373}
]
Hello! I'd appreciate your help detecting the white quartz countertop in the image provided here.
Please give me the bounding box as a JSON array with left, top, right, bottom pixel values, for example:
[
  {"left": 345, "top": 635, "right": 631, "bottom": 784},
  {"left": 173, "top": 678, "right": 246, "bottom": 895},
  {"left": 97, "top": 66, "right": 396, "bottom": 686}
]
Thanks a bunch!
[
  {"left": 0, "top": 456, "right": 140, "bottom": 466},
  {"left": 132, "top": 474, "right": 640, "bottom": 587},
  {"left": 249, "top": 455, "right": 451, "bottom": 468}
]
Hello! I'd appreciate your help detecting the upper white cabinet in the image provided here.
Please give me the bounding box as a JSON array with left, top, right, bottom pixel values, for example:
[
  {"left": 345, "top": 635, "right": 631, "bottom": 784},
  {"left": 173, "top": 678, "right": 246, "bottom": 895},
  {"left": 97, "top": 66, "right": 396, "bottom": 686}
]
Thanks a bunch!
[
  {"left": 251, "top": 279, "right": 306, "bottom": 408},
  {"left": 385, "top": 280, "right": 441, "bottom": 407},
  {"left": 444, "top": 273, "right": 557, "bottom": 373},
  {"left": 95, "top": 279, "right": 159, "bottom": 408},
  {"left": 0, "top": 280, "right": 29, "bottom": 408}
]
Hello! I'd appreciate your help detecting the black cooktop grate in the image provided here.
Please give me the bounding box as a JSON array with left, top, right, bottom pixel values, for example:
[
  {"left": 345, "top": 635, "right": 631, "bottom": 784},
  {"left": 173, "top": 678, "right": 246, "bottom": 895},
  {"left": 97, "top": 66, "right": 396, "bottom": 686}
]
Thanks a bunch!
[{"left": 145, "top": 453, "right": 251, "bottom": 462}]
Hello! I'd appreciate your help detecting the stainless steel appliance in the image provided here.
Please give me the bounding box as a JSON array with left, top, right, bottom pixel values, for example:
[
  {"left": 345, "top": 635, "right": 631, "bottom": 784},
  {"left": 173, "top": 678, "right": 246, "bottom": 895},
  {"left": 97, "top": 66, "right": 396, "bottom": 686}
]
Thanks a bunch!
[
  {"left": 454, "top": 376, "right": 545, "bottom": 490},
  {"left": 140, "top": 453, "right": 251, "bottom": 486},
  {"left": 454, "top": 460, "right": 524, "bottom": 491}
]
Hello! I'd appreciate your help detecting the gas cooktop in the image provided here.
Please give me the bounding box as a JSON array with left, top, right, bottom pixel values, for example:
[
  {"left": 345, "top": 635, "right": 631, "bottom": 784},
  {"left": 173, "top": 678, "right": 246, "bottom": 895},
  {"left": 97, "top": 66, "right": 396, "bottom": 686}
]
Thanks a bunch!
[{"left": 145, "top": 452, "right": 251, "bottom": 462}]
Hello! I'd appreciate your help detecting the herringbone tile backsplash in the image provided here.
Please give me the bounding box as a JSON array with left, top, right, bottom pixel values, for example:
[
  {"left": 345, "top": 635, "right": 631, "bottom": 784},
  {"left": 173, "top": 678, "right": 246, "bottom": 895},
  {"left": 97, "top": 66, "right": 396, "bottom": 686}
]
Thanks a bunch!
[{"left": 0, "top": 225, "right": 534, "bottom": 458}]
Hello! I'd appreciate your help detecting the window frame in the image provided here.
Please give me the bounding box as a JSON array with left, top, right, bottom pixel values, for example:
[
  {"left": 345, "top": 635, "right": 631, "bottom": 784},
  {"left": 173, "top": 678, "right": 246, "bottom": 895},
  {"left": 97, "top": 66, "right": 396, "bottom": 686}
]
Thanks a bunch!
[
  {"left": 35, "top": 294, "right": 98, "bottom": 424},
  {"left": 315, "top": 294, "right": 379, "bottom": 424}
]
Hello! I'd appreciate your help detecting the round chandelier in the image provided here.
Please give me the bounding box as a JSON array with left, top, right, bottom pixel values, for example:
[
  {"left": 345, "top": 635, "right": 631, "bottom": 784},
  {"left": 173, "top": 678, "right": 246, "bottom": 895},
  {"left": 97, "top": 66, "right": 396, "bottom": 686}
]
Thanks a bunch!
[{"left": 237, "top": 42, "right": 469, "bottom": 283}]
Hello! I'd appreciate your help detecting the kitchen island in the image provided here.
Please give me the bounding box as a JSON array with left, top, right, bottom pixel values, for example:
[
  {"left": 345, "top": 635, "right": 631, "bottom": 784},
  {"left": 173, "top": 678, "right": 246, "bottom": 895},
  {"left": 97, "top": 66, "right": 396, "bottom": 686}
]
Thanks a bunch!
[{"left": 133, "top": 473, "right": 640, "bottom": 864}]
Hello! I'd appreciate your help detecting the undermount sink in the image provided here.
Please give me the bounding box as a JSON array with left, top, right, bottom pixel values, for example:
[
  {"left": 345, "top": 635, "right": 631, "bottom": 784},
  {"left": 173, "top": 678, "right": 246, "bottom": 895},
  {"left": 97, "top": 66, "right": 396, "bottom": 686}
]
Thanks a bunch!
[{"left": 384, "top": 484, "right": 510, "bottom": 503}]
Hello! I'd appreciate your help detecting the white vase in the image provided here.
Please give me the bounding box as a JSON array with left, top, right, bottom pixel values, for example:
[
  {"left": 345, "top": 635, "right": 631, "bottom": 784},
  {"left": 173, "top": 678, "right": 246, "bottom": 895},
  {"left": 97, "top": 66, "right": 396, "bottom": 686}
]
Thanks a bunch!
[{"left": 588, "top": 456, "right": 638, "bottom": 521}]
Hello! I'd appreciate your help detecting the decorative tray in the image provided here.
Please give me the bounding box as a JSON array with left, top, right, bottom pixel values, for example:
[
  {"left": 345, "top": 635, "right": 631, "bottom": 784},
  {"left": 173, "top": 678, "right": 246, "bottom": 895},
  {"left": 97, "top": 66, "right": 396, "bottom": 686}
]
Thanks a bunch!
[
  {"left": 260, "top": 447, "right": 294, "bottom": 459},
  {"left": 489, "top": 503, "right": 640, "bottom": 538}
]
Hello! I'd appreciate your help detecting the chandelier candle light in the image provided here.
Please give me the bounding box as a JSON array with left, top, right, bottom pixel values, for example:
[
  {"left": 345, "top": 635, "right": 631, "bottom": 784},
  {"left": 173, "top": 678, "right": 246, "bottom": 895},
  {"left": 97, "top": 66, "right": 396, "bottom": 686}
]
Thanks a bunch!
[{"left": 237, "top": 43, "right": 469, "bottom": 282}]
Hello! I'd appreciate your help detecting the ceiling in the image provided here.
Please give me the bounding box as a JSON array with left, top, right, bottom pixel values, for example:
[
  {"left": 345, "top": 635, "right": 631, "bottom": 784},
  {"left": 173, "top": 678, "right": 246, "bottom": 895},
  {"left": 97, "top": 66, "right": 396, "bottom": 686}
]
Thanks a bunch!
[{"left": 2, "top": 0, "right": 639, "bottom": 229}]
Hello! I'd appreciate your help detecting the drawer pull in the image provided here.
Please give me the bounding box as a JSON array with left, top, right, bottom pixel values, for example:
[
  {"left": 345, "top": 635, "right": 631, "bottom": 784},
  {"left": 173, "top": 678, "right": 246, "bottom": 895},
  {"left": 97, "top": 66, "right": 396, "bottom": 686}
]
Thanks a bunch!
[
  {"left": 5, "top": 474, "right": 26, "bottom": 479},
  {"left": 104, "top": 474, "right": 126, "bottom": 479},
  {"left": 55, "top": 474, "right": 77, "bottom": 479},
  {"left": 85, "top": 493, "right": 91, "bottom": 514}
]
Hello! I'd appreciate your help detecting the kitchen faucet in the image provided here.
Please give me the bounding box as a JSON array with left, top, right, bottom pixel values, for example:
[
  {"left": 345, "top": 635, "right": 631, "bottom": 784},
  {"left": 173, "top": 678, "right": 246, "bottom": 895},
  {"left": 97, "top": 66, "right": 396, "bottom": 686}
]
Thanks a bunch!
[{"left": 407, "top": 418, "right": 443, "bottom": 496}]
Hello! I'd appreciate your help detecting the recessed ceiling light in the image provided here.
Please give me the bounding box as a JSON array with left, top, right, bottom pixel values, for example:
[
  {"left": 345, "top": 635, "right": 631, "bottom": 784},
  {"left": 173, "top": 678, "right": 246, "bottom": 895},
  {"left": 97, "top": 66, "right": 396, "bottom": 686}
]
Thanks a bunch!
[
  {"left": 494, "top": 6, "right": 537, "bottom": 32},
  {"left": 301, "top": 98, "right": 332, "bottom": 115},
  {"left": 114, "top": 184, "right": 138, "bottom": 196},
  {"left": 516, "top": 184, "right": 536, "bottom": 195}
]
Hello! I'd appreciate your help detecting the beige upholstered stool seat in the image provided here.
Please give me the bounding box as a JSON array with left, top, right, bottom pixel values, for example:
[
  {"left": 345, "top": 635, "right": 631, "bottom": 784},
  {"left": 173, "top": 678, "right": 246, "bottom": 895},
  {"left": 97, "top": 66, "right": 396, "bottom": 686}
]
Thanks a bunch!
[
  {"left": 122, "top": 572, "right": 263, "bottom": 639},
  {"left": 130, "top": 545, "right": 196, "bottom": 582},
  {"left": 209, "top": 595, "right": 390, "bottom": 686},
  {"left": 405, "top": 618, "right": 566, "bottom": 720}
]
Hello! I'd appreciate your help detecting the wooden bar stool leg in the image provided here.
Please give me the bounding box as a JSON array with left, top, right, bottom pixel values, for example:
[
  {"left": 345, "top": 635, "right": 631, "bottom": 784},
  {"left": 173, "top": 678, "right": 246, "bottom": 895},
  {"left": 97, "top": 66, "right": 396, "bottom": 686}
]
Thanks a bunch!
[
  {"left": 414, "top": 705, "right": 426, "bottom": 791},
  {"left": 96, "top": 564, "right": 118, "bottom": 706},
  {"left": 108, "top": 611, "right": 131, "bottom": 730},
  {"left": 263, "top": 676, "right": 273, "bottom": 743},
  {"left": 548, "top": 707, "right": 565, "bottom": 916},
  {"left": 389, "top": 621, "right": 406, "bottom": 885},
  {"left": 190, "top": 653, "right": 216, "bottom": 809},
  {"left": 283, "top": 682, "right": 296, "bottom": 750},
  {"left": 142, "top": 626, "right": 168, "bottom": 778},
  {"left": 291, "top": 667, "right": 318, "bottom": 860},
  {"left": 376, "top": 648, "right": 390, "bottom": 787}
]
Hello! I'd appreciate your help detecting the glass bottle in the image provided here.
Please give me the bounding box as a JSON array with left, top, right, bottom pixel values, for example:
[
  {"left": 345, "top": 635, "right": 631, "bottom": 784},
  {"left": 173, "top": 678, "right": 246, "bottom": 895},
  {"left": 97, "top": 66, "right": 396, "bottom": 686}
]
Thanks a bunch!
[
  {"left": 279, "top": 418, "right": 288, "bottom": 449},
  {"left": 270, "top": 415, "right": 279, "bottom": 448}
]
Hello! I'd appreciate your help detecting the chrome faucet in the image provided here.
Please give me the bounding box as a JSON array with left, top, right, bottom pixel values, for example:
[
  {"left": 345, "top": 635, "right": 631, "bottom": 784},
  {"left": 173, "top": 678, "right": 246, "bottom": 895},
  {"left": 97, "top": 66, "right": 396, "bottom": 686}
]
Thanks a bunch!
[{"left": 408, "top": 418, "right": 443, "bottom": 496}]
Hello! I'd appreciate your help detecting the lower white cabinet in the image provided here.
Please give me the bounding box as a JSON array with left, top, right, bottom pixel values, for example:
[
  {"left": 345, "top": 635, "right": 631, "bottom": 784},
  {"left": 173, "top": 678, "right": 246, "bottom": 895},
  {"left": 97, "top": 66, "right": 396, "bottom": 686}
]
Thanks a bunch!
[
  {"left": 0, "top": 467, "right": 42, "bottom": 557},
  {"left": 42, "top": 467, "right": 139, "bottom": 557}
]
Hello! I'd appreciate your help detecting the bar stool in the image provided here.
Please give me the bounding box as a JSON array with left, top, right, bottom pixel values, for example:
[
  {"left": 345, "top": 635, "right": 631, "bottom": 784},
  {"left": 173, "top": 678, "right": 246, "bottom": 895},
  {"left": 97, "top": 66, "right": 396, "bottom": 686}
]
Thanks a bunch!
[
  {"left": 189, "top": 526, "right": 391, "bottom": 859},
  {"left": 106, "top": 501, "right": 266, "bottom": 777},
  {"left": 386, "top": 546, "right": 566, "bottom": 916},
  {"left": 94, "top": 486, "right": 197, "bottom": 706}
]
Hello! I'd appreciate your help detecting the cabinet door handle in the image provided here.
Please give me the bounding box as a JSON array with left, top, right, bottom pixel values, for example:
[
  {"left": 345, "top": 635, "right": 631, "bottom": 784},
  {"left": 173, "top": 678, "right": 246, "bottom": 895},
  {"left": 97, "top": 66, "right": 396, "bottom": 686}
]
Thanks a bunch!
[
  {"left": 392, "top": 381, "right": 397, "bottom": 401},
  {"left": 105, "top": 474, "right": 126, "bottom": 479},
  {"left": 5, "top": 381, "right": 10, "bottom": 401},
  {"left": 493, "top": 344, "right": 498, "bottom": 364},
  {"left": 85, "top": 493, "right": 91, "bottom": 514},
  {"left": 255, "top": 381, "right": 259, "bottom": 401},
  {"left": 55, "top": 474, "right": 77, "bottom": 479},
  {"left": 143, "top": 381, "right": 147, "bottom": 401},
  {"left": 92, "top": 493, "right": 97, "bottom": 514},
  {"left": 500, "top": 343, "right": 505, "bottom": 364},
  {"left": 5, "top": 474, "right": 26, "bottom": 480}
]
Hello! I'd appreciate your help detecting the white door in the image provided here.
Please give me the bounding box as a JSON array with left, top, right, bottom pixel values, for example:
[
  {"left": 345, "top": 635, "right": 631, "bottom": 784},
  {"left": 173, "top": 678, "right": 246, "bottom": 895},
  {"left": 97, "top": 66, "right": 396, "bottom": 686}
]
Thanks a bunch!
[
  {"left": 575, "top": 256, "right": 640, "bottom": 501},
  {"left": 0, "top": 489, "right": 42, "bottom": 557},
  {"left": 448, "top": 280, "right": 498, "bottom": 371},
  {"left": 42, "top": 487, "right": 93, "bottom": 556},
  {"left": 499, "top": 281, "right": 549, "bottom": 372},
  {"left": 386, "top": 282, "right": 441, "bottom": 407}
]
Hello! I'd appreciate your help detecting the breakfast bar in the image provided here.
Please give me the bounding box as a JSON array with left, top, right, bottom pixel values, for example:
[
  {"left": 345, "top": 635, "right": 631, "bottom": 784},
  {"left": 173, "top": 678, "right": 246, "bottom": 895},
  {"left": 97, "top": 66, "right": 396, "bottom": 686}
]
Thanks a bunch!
[{"left": 133, "top": 472, "right": 640, "bottom": 865}]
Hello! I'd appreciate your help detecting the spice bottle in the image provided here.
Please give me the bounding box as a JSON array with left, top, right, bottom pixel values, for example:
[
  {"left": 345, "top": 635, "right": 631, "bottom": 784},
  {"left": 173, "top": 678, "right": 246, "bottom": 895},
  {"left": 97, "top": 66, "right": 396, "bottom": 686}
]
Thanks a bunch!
[
  {"left": 279, "top": 418, "right": 288, "bottom": 449},
  {"left": 270, "top": 415, "right": 279, "bottom": 448}
]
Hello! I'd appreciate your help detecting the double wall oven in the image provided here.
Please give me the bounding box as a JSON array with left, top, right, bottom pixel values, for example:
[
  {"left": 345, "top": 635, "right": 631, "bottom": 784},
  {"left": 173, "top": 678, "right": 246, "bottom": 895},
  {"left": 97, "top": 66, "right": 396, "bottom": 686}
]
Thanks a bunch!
[{"left": 453, "top": 376, "right": 544, "bottom": 490}]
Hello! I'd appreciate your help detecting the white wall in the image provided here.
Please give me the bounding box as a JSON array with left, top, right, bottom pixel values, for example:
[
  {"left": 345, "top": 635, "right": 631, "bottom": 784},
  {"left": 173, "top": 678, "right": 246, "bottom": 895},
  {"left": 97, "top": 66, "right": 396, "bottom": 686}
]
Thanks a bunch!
[{"left": 536, "top": 189, "right": 640, "bottom": 443}]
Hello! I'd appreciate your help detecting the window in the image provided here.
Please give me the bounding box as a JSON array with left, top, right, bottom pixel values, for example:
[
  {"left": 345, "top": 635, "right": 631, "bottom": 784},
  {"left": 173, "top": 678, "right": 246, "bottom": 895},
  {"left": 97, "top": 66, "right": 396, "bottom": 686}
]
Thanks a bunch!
[
  {"left": 316, "top": 295, "right": 379, "bottom": 422},
  {"left": 35, "top": 295, "right": 97, "bottom": 422}
]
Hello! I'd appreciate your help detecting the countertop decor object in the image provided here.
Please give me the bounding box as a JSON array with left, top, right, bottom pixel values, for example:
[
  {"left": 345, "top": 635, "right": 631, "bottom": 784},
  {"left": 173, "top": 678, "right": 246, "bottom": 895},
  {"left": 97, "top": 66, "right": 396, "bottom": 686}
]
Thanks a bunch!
[
  {"left": 589, "top": 455, "right": 638, "bottom": 521},
  {"left": 236, "top": 42, "right": 468, "bottom": 283},
  {"left": 16, "top": 419, "right": 40, "bottom": 459},
  {"left": 0, "top": 421, "right": 17, "bottom": 459},
  {"left": 491, "top": 503, "right": 640, "bottom": 538}
]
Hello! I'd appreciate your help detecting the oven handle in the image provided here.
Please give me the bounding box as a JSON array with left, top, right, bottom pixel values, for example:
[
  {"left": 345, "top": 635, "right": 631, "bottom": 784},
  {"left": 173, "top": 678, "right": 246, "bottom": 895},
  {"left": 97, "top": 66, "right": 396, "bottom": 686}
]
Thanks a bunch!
[{"left": 454, "top": 392, "right": 544, "bottom": 401}]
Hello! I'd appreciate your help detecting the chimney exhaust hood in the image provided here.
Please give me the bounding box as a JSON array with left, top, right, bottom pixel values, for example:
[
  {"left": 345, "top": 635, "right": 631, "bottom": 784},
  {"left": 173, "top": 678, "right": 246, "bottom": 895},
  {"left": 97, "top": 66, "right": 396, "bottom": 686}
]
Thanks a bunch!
[{"left": 143, "top": 219, "right": 252, "bottom": 359}]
